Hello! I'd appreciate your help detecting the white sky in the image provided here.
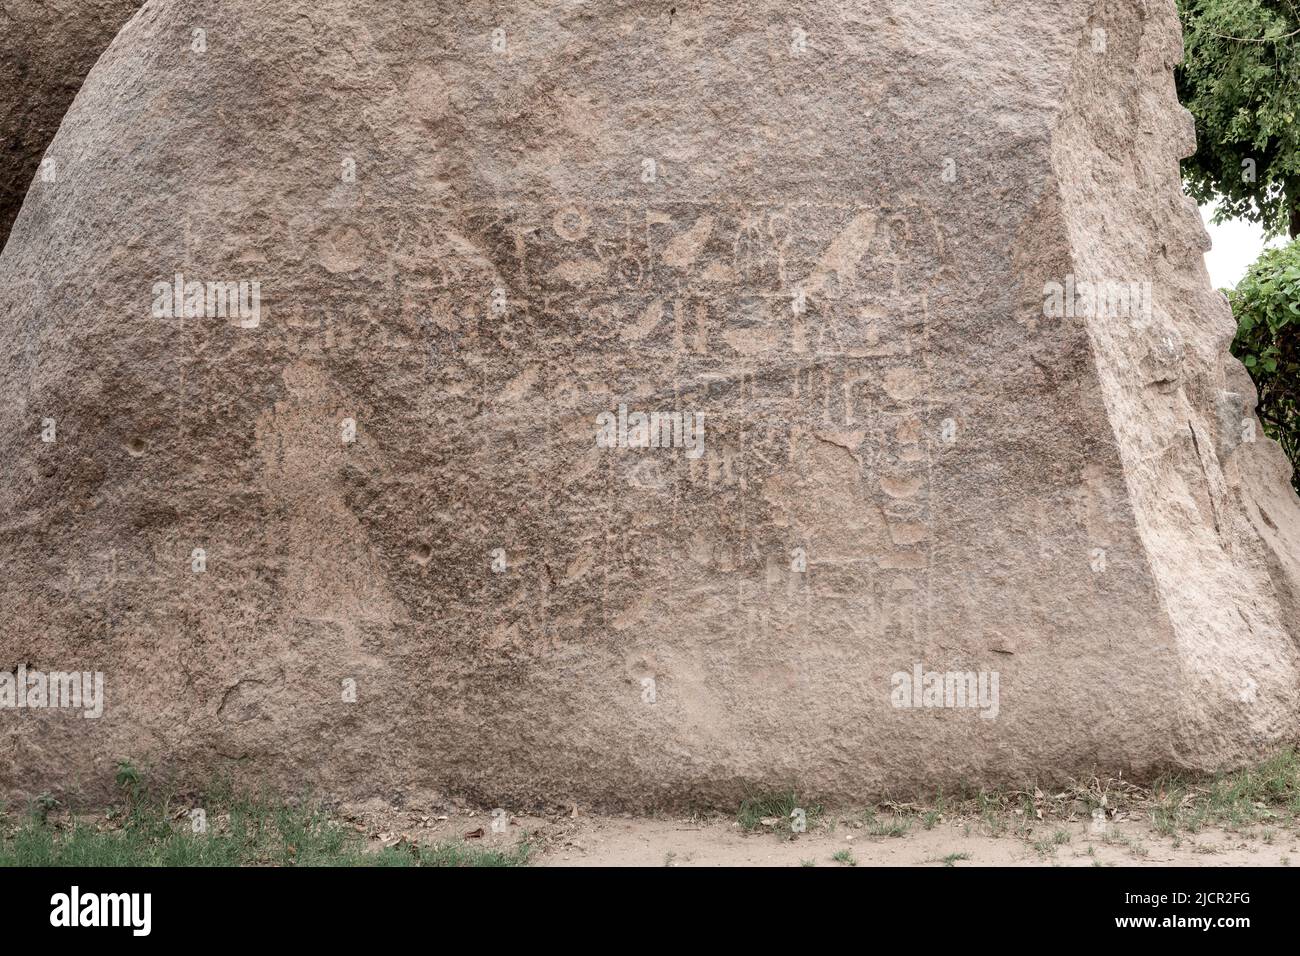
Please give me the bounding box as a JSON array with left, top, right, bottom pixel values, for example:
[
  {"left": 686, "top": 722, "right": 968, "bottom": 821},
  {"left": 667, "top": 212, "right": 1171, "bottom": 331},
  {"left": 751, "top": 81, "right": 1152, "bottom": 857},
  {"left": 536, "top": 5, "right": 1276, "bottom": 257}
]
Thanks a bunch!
[{"left": 1200, "top": 201, "right": 1288, "bottom": 290}]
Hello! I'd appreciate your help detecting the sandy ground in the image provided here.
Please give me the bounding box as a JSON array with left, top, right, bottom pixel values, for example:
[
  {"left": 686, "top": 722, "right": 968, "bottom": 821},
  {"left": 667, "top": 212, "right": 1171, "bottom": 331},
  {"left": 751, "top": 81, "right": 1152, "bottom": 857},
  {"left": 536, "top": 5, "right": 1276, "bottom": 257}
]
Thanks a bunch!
[
  {"left": 353, "top": 804, "right": 1299, "bottom": 867},
  {"left": 533, "top": 818, "right": 1297, "bottom": 867}
]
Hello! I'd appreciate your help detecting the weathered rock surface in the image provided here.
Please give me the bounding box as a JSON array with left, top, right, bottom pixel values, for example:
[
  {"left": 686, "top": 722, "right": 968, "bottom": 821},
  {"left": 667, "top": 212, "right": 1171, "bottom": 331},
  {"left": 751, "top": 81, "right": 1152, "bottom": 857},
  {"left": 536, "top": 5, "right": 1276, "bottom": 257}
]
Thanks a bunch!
[
  {"left": 1, "top": 0, "right": 1297, "bottom": 809},
  {"left": 0, "top": 0, "right": 141, "bottom": 250}
]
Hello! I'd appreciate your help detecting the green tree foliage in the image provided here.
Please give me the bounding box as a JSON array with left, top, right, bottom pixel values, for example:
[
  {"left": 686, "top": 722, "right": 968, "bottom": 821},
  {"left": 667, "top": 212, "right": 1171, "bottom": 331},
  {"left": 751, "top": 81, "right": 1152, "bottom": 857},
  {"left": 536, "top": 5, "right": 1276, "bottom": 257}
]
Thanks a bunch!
[
  {"left": 1229, "top": 241, "right": 1300, "bottom": 489},
  {"left": 1176, "top": 0, "right": 1300, "bottom": 238}
]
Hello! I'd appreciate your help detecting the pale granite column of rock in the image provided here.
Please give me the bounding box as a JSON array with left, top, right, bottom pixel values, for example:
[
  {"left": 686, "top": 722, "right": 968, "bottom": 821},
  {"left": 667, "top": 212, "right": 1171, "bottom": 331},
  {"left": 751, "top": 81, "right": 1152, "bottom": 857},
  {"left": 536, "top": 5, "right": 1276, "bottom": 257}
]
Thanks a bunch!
[
  {"left": 0, "top": 0, "right": 1295, "bottom": 808},
  {"left": 1050, "top": 0, "right": 1300, "bottom": 769},
  {"left": 0, "top": 0, "right": 142, "bottom": 251}
]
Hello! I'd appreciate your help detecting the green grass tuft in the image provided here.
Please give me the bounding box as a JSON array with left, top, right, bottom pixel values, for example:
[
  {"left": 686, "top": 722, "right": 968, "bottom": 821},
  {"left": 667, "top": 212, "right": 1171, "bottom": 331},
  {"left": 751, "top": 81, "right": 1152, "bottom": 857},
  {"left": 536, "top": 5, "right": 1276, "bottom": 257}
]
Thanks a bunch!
[
  {"left": 736, "top": 790, "right": 822, "bottom": 837},
  {"left": 0, "top": 770, "right": 530, "bottom": 868}
]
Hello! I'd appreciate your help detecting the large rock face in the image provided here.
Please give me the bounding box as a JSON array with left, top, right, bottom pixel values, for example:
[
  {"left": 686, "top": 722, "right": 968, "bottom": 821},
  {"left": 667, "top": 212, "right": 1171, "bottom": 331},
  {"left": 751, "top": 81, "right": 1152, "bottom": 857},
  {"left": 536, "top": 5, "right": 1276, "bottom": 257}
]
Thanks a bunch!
[
  {"left": 2, "top": 0, "right": 1298, "bottom": 809},
  {"left": 0, "top": 0, "right": 141, "bottom": 250}
]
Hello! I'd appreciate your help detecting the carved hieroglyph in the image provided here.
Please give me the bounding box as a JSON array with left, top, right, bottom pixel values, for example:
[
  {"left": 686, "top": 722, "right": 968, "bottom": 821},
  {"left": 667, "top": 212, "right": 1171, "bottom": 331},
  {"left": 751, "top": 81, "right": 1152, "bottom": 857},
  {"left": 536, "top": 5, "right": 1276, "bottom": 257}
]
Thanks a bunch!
[{"left": 1, "top": 0, "right": 1298, "bottom": 807}]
